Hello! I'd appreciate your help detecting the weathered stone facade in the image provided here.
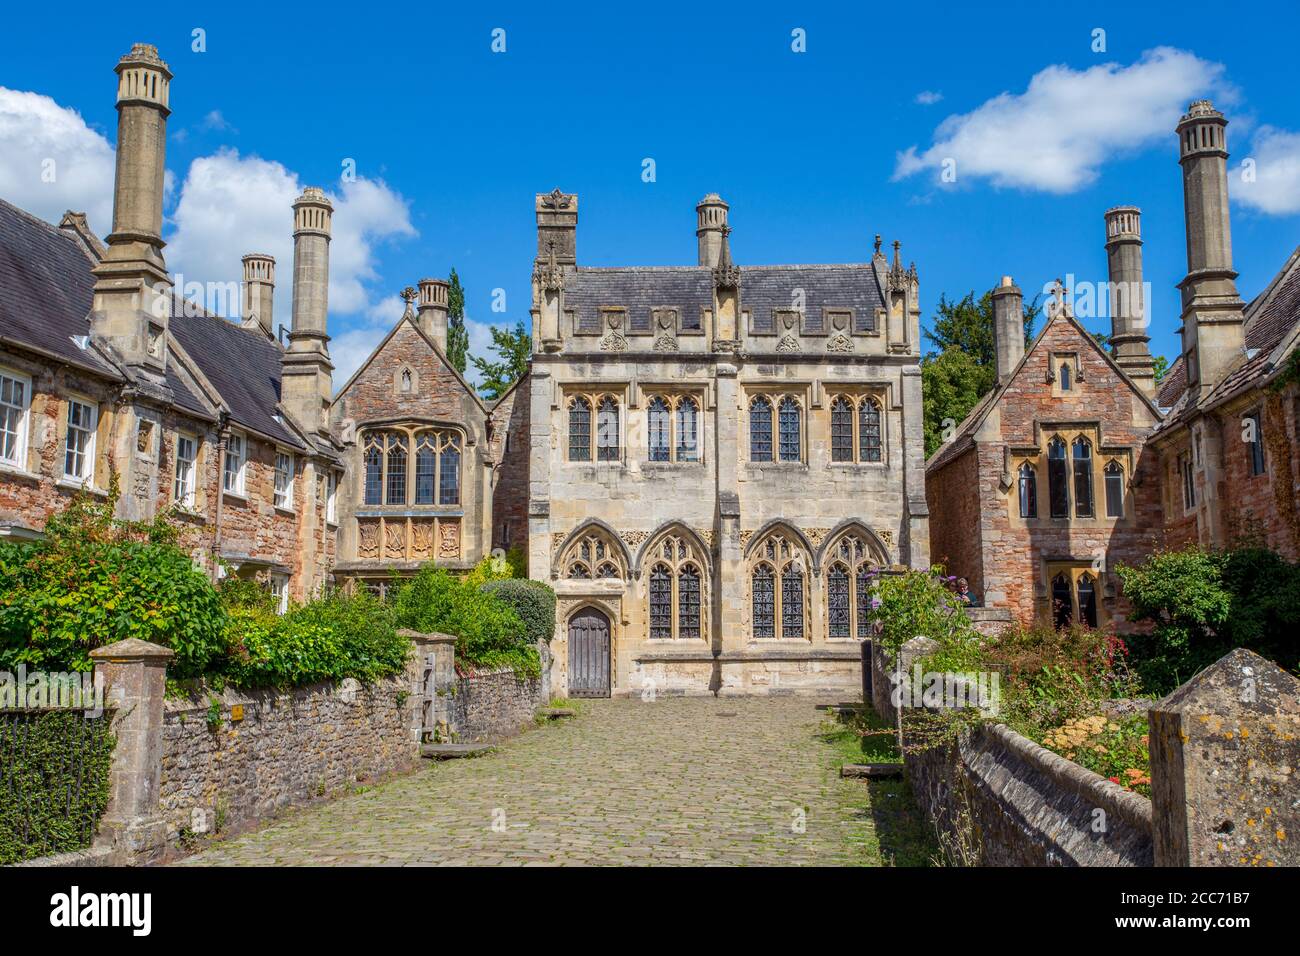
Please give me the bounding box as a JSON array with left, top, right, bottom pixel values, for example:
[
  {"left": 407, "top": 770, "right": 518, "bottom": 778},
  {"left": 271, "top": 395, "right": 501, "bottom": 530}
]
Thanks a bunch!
[
  {"left": 526, "top": 192, "right": 930, "bottom": 697},
  {"left": 0, "top": 44, "right": 343, "bottom": 604}
]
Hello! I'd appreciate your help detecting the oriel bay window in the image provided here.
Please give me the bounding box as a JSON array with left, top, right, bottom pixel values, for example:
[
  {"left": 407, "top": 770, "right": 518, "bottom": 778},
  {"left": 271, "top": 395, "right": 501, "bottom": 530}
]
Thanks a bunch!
[
  {"left": 646, "top": 394, "right": 701, "bottom": 463},
  {"left": 567, "top": 392, "right": 621, "bottom": 462},
  {"left": 361, "top": 427, "right": 462, "bottom": 506},
  {"left": 829, "top": 395, "right": 884, "bottom": 464}
]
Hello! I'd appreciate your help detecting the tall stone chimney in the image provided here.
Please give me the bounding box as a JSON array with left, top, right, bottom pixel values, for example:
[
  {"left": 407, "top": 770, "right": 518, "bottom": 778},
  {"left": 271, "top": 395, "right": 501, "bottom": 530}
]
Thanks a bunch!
[
  {"left": 417, "top": 277, "right": 450, "bottom": 351},
  {"left": 1176, "top": 100, "right": 1246, "bottom": 402},
  {"left": 281, "top": 187, "right": 334, "bottom": 436},
  {"left": 1104, "top": 207, "right": 1156, "bottom": 398},
  {"left": 241, "top": 253, "right": 275, "bottom": 338},
  {"left": 696, "top": 193, "right": 729, "bottom": 268},
  {"left": 89, "top": 43, "right": 173, "bottom": 388},
  {"left": 991, "top": 276, "right": 1025, "bottom": 385}
]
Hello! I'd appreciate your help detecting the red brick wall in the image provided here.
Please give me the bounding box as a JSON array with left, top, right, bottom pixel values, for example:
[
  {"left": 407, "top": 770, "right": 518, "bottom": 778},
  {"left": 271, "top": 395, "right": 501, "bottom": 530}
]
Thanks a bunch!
[{"left": 926, "top": 443, "right": 984, "bottom": 592}]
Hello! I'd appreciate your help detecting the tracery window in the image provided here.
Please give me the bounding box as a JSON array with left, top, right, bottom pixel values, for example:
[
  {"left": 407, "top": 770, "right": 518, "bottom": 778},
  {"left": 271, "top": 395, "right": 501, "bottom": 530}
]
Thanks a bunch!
[
  {"left": 778, "top": 397, "right": 802, "bottom": 462},
  {"left": 1047, "top": 437, "right": 1068, "bottom": 519},
  {"left": 567, "top": 393, "right": 622, "bottom": 462},
  {"left": 646, "top": 394, "right": 701, "bottom": 463},
  {"left": 644, "top": 532, "right": 707, "bottom": 640},
  {"left": 561, "top": 528, "right": 625, "bottom": 581},
  {"left": 1049, "top": 566, "right": 1103, "bottom": 630},
  {"left": 360, "top": 428, "right": 462, "bottom": 507},
  {"left": 749, "top": 396, "right": 773, "bottom": 462},
  {"left": 750, "top": 530, "right": 808, "bottom": 640},
  {"left": 1072, "top": 437, "right": 1093, "bottom": 518},
  {"left": 828, "top": 395, "right": 885, "bottom": 464},
  {"left": 824, "top": 532, "right": 879, "bottom": 640}
]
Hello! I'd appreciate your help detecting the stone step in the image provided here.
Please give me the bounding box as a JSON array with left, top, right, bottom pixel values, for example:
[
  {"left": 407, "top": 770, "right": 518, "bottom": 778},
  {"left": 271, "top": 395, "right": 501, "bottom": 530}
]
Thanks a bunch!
[
  {"left": 539, "top": 708, "right": 576, "bottom": 719},
  {"left": 840, "top": 763, "right": 903, "bottom": 780},
  {"left": 421, "top": 743, "right": 493, "bottom": 760}
]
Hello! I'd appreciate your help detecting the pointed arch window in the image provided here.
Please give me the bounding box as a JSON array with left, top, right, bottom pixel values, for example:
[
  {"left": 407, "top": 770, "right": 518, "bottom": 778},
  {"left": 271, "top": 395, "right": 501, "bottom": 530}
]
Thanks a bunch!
[
  {"left": 778, "top": 397, "right": 801, "bottom": 462},
  {"left": 1104, "top": 461, "right": 1124, "bottom": 518},
  {"left": 644, "top": 532, "right": 707, "bottom": 640},
  {"left": 648, "top": 397, "right": 671, "bottom": 462},
  {"left": 1051, "top": 573, "right": 1073, "bottom": 629},
  {"left": 1078, "top": 572, "right": 1098, "bottom": 628},
  {"left": 1018, "top": 463, "right": 1037, "bottom": 518},
  {"left": 1047, "top": 437, "right": 1068, "bottom": 518},
  {"left": 1072, "top": 437, "right": 1093, "bottom": 518},
  {"left": 749, "top": 396, "right": 773, "bottom": 462},
  {"left": 1059, "top": 362, "right": 1072, "bottom": 391},
  {"left": 675, "top": 396, "right": 699, "bottom": 462},
  {"left": 364, "top": 434, "right": 383, "bottom": 505},
  {"left": 385, "top": 435, "right": 408, "bottom": 505},
  {"left": 568, "top": 397, "right": 592, "bottom": 461},
  {"left": 825, "top": 532, "right": 880, "bottom": 640},
  {"left": 561, "top": 528, "right": 625, "bottom": 581},
  {"left": 438, "top": 434, "right": 461, "bottom": 505},
  {"left": 596, "top": 396, "right": 620, "bottom": 462},
  {"left": 859, "top": 398, "right": 883, "bottom": 463},
  {"left": 830, "top": 397, "right": 853, "bottom": 462},
  {"left": 750, "top": 530, "right": 809, "bottom": 639}
]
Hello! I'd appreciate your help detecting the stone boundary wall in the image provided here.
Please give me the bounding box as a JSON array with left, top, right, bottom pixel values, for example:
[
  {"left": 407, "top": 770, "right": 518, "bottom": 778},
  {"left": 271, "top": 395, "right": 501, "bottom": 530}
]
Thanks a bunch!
[
  {"left": 158, "top": 675, "right": 420, "bottom": 848},
  {"left": 450, "top": 668, "right": 546, "bottom": 743},
  {"left": 870, "top": 640, "right": 1153, "bottom": 866}
]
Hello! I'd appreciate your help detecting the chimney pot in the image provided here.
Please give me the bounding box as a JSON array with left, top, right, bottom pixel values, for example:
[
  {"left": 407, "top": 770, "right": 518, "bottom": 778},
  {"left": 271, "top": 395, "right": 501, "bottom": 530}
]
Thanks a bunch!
[{"left": 417, "top": 277, "right": 451, "bottom": 352}]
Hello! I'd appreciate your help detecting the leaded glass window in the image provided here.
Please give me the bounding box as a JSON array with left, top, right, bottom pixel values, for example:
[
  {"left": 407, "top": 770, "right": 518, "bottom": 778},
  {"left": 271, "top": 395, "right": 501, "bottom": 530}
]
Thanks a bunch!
[
  {"left": 827, "top": 564, "right": 850, "bottom": 638},
  {"left": 1104, "top": 461, "right": 1123, "bottom": 518},
  {"left": 856, "top": 566, "right": 872, "bottom": 638},
  {"left": 569, "top": 397, "right": 592, "bottom": 461},
  {"left": 439, "top": 436, "right": 460, "bottom": 505},
  {"left": 1048, "top": 437, "right": 1068, "bottom": 518},
  {"left": 859, "top": 398, "right": 882, "bottom": 463},
  {"left": 676, "top": 397, "right": 699, "bottom": 462},
  {"left": 752, "top": 564, "right": 775, "bottom": 638},
  {"left": 561, "top": 529, "right": 625, "bottom": 581},
  {"left": 830, "top": 398, "right": 853, "bottom": 462},
  {"left": 596, "top": 396, "right": 619, "bottom": 462},
  {"left": 750, "top": 397, "right": 773, "bottom": 462},
  {"left": 648, "top": 397, "right": 670, "bottom": 462},
  {"left": 781, "top": 565, "right": 804, "bottom": 637},
  {"left": 385, "top": 435, "right": 407, "bottom": 505},
  {"left": 678, "top": 564, "right": 701, "bottom": 639},
  {"left": 1073, "top": 437, "right": 1093, "bottom": 518},
  {"left": 364, "top": 436, "right": 383, "bottom": 505},
  {"left": 415, "top": 434, "right": 436, "bottom": 504},
  {"left": 649, "top": 564, "right": 672, "bottom": 639},
  {"left": 1019, "top": 463, "right": 1037, "bottom": 519},
  {"left": 778, "top": 397, "right": 801, "bottom": 462}
]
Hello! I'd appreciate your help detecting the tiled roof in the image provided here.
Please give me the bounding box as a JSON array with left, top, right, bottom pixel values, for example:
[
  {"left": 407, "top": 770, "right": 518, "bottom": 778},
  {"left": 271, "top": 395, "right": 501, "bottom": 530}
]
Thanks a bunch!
[
  {"left": 1158, "top": 245, "right": 1300, "bottom": 421},
  {"left": 0, "top": 197, "right": 122, "bottom": 379},
  {"left": 168, "top": 306, "right": 304, "bottom": 448},
  {"left": 563, "top": 263, "right": 884, "bottom": 334}
]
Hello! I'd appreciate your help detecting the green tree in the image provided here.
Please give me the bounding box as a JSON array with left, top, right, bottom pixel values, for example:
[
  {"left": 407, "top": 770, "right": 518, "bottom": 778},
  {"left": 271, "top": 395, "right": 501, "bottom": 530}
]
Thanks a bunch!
[
  {"left": 921, "top": 290, "right": 1040, "bottom": 458},
  {"left": 445, "top": 267, "right": 469, "bottom": 375},
  {"left": 471, "top": 321, "right": 531, "bottom": 401},
  {"left": 1152, "top": 354, "right": 1169, "bottom": 385}
]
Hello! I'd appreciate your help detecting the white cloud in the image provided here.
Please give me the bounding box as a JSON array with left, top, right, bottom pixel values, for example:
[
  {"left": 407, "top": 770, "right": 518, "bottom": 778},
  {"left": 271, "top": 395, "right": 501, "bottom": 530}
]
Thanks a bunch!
[
  {"left": 915, "top": 90, "right": 943, "bottom": 105},
  {"left": 1232, "top": 126, "right": 1300, "bottom": 216},
  {"left": 165, "top": 148, "right": 416, "bottom": 326},
  {"left": 0, "top": 87, "right": 114, "bottom": 231},
  {"left": 894, "top": 48, "right": 1231, "bottom": 194}
]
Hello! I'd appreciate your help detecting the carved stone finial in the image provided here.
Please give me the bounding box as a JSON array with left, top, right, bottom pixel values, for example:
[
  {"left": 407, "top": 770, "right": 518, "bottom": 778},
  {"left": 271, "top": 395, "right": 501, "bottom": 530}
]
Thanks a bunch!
[{"left": 400, "top": 286, "right": 418, "bottom": 319}]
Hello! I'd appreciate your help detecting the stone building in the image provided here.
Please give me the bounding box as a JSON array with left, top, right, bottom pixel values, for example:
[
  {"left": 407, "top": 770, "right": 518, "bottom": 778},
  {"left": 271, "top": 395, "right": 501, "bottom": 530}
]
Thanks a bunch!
[
  {"left": 524, "top": 190, "right": 930, "bottom": 698},
  {"left": 328, "top": 283, "right": 509, "bottom": 590},
  {"left": 0, "top": 43, "right": 343, "bottom": 605},
  {"left": 926, "top": 98, "right": 1300, "bottom": 632},
  {"left": 1147, "top": 101, "right": 1300, "bottom": 562}
]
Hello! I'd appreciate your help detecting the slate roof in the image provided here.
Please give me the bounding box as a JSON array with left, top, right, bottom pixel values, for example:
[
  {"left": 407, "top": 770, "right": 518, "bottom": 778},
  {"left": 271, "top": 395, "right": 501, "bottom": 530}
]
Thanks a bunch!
[
  {"left": 0, "top": 197, "right": 303, "bottom": 449},
  {"left": 563, "top": 263, "right": 885, "bottom": 334},
  {"left": 1154, "top": 244, "right": 1300, "bottom": 433},
  {"left": 168, "top": 305, "right": 304, "bottom": 448},
  {"left": 0, "top": 197, "right": 122, "bottom": 379}
]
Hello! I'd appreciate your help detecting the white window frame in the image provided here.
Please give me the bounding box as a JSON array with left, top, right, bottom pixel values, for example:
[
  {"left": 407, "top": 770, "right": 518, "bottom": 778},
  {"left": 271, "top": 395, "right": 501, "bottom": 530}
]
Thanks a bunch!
[
  {"left": 274, "top": 450, "right": 295, "bottom": 510},
  {"left": 174, "top": 432, "right": 198, "bottom": 508},
  {"left": 269, "top": 572, "right": 289, "bottom": 615},
  {"left": 224, "top": 431, "right": 247, "bottom": 495},
  {"left": 0, "top": 368, "right": 32, "bottom": 469},
  {"left": 63, "top": 396, "right": 98, "bottom": 483},
  {"left": 326, "top": 470, "right": 338, "bottom": 524}
]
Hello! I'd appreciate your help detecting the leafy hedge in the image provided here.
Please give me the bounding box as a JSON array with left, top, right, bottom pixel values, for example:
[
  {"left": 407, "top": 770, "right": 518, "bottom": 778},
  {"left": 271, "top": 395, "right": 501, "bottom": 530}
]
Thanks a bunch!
[
  {"left": 392, "top": 563, "right": 539, "bottom": 677},
  {"left": 0, "top": 486, "right": 409, "bottom": 690},
  {"left": 481, "top": 579, "right": 556, "bottom": 646},
  {"left": 1116, "top": 546, "right": 1300, "bottom": 694},
  {"left": 0, "top": 489, "right": 226, "bottom": 678},
  {"left": 0, "top": 711, "right": 115, "bottom": 864}
]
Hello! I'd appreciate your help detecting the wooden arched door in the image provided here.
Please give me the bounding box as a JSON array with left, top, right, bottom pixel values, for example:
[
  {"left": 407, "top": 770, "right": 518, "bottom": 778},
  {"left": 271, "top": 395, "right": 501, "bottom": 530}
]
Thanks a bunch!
[{"left": 568, "top": 607, "right": 610, "bottom": 698}]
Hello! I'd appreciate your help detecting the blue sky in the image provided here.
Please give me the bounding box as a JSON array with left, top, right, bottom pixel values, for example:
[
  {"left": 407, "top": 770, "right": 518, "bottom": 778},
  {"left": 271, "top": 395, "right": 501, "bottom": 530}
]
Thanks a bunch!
[{"left": 3, "top": 0, "right": 1299, "bottom": 387}]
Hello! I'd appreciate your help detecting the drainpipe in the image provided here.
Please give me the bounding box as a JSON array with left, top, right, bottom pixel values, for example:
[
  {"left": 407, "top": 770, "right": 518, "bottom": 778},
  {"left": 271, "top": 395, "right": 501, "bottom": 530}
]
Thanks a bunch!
[{"left": 211, "top": 411, "right": 229, "bottom": 582}]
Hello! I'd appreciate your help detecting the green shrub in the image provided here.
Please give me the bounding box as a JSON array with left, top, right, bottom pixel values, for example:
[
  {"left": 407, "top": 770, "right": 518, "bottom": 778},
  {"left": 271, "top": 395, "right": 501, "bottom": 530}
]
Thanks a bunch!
[
  {"left": 867, "top": 566, "right": 979, "bottom": 654},
  {"left": 0, "top": 486, "right": 226, "bottom": 678},
  {"left": 481, "top": 579, "right": 556, "bottom": 646},
  {"left": 1116, "top": 546, "right": 1300, "bottom": 693},
  {"left": 222, "top": 589, "right": 408, "bottom": 689},
  {"left": 392, "top": 565, "right": 537, "bottom": 677},
  {"left": 0, "top": 712, "right": 115, "bottom": 864}
]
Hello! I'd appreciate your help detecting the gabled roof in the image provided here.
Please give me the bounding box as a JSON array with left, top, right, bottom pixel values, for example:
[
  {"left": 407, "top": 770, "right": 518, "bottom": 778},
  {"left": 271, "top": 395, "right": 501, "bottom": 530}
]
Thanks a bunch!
[
  {"left": 332, "top": 311, "right": 489, "bottom": 417},
  {"left": 0, "top": 197, "right": 123, "bottom": 379},
  {"left": 563, "top": 262, "right": 886, "bottom": 333},
  {"left": 926, "top": 305, "right": 1163, "bottom": 473},
  {"left": 1154, "top": 244, "right": 1300, "bottom": 432}
]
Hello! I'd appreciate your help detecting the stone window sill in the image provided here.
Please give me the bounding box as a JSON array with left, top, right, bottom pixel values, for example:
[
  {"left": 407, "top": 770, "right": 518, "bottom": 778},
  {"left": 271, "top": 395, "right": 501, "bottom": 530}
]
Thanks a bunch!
[
  {"left": 173, "top": 506, "right": 207, "bottom": 523},
  {"left": 0, "top": 461, "right": 40, "bottom": 482},
  {"left": 57, "top": 477, "right": 108, "bottom": 497},
  {"left": 223, "top": 490, "right": 250, "bottom": 504},
  {"left": 274, "top": 505, "right": 295, "bottom": 517}
]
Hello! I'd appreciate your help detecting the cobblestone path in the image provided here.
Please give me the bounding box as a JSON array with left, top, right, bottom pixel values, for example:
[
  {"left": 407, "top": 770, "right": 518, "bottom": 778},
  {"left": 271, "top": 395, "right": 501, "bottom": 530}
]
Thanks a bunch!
[{"left": 180, "top": 696, "right": 890, "bottom": 866}]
